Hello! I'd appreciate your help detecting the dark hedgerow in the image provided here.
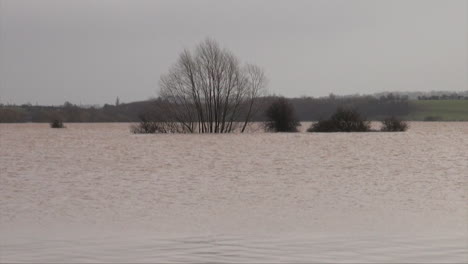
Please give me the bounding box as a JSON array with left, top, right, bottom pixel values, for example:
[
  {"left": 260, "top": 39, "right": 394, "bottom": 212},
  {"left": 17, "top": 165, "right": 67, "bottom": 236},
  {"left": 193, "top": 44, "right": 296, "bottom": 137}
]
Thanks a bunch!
[
  {"left": 50, "top": 118, "right": 65, "bottom": 128},
  {"left": 380, "top": 116, "right": 408, "bottom": 132},
  {"left": 308, "top": 108, "right": 370, "bottom": 132},
  {"left": 264, "top": 97, "right": 300, "bottom": 132}
]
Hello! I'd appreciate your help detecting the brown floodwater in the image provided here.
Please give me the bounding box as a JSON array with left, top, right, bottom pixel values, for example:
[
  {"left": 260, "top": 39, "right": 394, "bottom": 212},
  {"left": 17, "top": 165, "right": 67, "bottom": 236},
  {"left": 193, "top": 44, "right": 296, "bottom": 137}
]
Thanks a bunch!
[{"left": 0, "top": 122, "right": 467, "bottom": 262}]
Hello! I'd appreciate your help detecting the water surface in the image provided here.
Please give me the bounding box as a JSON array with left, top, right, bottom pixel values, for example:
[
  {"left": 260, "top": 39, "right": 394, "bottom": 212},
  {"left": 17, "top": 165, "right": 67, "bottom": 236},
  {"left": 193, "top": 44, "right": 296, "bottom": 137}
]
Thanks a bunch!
[{"left": 1, "top": 123, "right": 467, "bottom": 262}]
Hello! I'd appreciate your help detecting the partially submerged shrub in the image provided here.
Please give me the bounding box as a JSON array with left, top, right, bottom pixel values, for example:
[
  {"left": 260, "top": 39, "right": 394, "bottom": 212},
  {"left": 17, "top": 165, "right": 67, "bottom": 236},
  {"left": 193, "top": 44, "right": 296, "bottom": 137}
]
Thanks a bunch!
[
  {"left": 130, "top": 111, "right": 186, "bottom": 134},
  {"left": 308, "top": 108, "right": 370, "bottom": 132},
  {"left": 381, "top": 116, "right": 408, "bottom": 132},
  {"left": 264, "top": 97, "right": 300, "bottom": 132},
  {"left": 131, "top": 114, "right": 165, "bottom": 134},
  {"left": 50, "top": 119, "right": 65, "bottom": 128},
  {"left": 131, "top": 121, "right": 161, "bottom": 134}
]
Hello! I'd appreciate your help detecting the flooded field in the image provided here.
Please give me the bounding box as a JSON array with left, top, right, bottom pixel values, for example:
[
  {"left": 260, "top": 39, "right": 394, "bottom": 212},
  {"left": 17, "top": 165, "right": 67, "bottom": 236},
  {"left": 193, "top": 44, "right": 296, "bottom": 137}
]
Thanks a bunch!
[{"left": 1, "top": 122, "right": 467, "bottom": 263}]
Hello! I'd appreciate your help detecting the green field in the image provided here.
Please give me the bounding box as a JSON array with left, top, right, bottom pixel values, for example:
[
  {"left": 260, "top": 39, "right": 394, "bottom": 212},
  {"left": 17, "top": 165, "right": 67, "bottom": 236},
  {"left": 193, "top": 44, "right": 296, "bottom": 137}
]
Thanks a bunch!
[{"left": 407, "top": 100, "right": 468, "bottom": 121}]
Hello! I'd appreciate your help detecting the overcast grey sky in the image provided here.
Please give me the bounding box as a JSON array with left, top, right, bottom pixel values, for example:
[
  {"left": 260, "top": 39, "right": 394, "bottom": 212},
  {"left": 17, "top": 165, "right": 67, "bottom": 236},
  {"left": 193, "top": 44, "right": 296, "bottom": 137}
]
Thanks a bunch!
[{"left": 0, "top": 0, "right": 466, "bottom": 105}]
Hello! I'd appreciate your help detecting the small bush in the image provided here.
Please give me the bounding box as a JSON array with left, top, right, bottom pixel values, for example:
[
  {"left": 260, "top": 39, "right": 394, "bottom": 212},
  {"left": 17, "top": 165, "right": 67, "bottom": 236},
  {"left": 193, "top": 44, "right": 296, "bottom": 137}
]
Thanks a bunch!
[
  {"left": 264, "top": 97, "right": 300, "bottom": 132},
  {"left": 308, "top": 108, "right": 370, "bottom": 132},
  {"left": 381, "top": 116, "right": 408, "bottom": 132},
  {"left": 131, "top": 114, "right": 165, "bottom": 134},
  {"left": 131, "top": 121, "right": 161, "bottom": 134},
  {"left": 50, "top": 119, "right": 65, "bottom": 128}
]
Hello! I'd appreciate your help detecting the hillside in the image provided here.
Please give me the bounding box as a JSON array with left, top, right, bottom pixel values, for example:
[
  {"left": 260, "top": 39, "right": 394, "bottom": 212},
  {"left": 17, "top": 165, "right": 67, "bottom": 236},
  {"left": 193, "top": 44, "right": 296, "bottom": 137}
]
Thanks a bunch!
[{"left": 408, "top": 100, "right": 468, "bottom": 121}]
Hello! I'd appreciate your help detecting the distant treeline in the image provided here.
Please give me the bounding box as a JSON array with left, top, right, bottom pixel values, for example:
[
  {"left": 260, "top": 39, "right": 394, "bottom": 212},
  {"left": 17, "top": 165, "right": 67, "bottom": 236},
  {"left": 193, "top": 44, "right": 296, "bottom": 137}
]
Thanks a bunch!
[
  {"left": 417, "top": 94, "right": 468, "bottom": 100},
  {"left": 0, "top": 94, "right": 413, "bottom": 123},
  {"left": 374, "top": 90, "right": 468, "bottom": 100},
  {"left": 0, "top": 101, "right": 146, "bottom": 123},
  {"left": 288, "top": 93, "right": 409, "bottom": 121}
]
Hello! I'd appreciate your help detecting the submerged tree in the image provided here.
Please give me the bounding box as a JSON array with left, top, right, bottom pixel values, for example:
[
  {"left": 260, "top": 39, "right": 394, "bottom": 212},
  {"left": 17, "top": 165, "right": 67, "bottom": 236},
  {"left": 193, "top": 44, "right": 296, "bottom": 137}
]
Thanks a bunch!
[
  {"left": 264, "top": 97, "right": 300, "bottom": 132},
  {"left": 158, "top": 38, "right": 267, "bottom": 133}
]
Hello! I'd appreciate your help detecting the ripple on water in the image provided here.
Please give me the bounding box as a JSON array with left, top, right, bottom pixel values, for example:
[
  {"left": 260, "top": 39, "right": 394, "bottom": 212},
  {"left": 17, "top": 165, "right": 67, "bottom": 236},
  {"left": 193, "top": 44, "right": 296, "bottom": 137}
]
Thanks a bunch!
[
  {"left": 2, "top": 234, "right": 467, "bottom": 263},
  {"left": 1, "top": 123, "right": 467, "bottom": 262}
]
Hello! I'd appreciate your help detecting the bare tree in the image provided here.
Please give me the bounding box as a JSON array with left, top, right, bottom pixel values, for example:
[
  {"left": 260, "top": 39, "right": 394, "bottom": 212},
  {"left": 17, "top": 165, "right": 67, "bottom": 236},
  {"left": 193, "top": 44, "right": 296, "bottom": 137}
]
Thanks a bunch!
[
  {"left": 241, "top": 64, "right": 268, "bottom": 132},
  {"left": 158, "top": 38, "right": 267, "bottom": 133}
]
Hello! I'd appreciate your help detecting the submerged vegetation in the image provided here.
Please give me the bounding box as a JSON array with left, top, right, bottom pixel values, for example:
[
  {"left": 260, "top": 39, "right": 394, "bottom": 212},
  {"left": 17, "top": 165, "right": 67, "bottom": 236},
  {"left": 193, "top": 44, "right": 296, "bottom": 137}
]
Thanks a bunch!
[
  {"left": 264, "top": 97, "right": 300, "bottom": 132},
  {"left": 380, "top": 117, "right": 408, "bottom": 132},
  {"left": 308, "top": 108, "right": 370, "bottom": 132},
  {"left": 130, "top": 115, "right": 162, "bottom": 134},
  {"left": 130, "top": 111, "right": 184, "bottom": 134},
  {"left": 50, "top": 118, "right": 65, "bottom": 128},
  {"left": 307, "top": 109, "right": 409, "bottom": 133}
]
